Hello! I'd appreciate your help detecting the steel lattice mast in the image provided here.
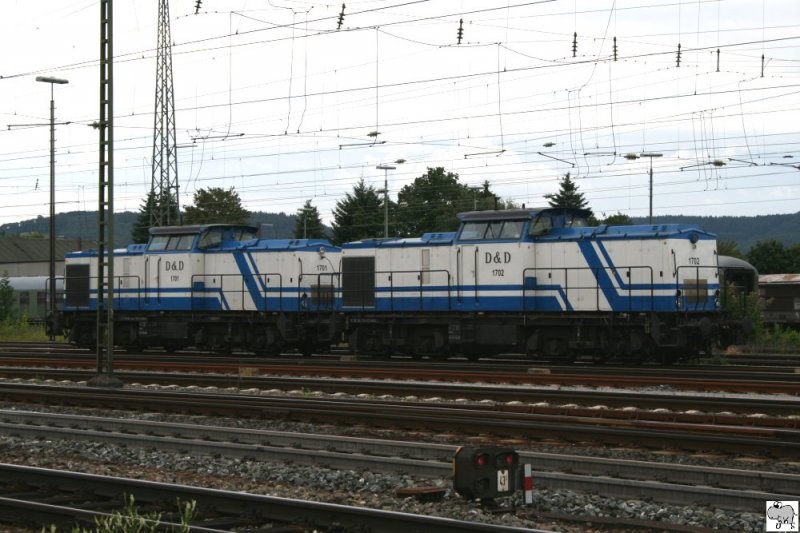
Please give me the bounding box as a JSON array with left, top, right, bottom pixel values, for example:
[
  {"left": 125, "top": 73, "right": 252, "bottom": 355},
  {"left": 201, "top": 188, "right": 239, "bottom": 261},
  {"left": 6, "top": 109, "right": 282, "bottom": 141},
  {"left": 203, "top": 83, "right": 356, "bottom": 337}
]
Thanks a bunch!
[{"left": 151, "top": 0, "right": 179, "bottom": 227}]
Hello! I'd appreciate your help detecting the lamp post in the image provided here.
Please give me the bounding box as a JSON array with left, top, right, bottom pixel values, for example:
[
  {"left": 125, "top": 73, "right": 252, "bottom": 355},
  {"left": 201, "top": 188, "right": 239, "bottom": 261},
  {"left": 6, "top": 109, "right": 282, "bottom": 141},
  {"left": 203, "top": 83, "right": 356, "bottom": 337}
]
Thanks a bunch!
[
  {"left": 376, "top": 165, "right": 396, "bottom": 238},
  {"left": 640, "top": 152, "right": 662, "bottom": 224},
  {"left": 36, "top": 76, "right": 69, "bottom": 341}
]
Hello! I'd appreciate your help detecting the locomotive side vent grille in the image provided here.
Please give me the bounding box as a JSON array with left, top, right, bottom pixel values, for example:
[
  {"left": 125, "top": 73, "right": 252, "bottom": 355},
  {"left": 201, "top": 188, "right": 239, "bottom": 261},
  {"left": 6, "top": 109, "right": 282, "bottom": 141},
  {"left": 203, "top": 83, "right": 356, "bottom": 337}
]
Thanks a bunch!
[
  {"left": 311, "top": 284, "right": 335, "bottom": 309},
  {"left": 65, "top": 264, "right": 91, "bottom": 308},
  {"left": 342, "top": 257, "right": 375, "bottom": 307},
  {"left": 683, "top": 278, "right": 708, "bottom": 304}
]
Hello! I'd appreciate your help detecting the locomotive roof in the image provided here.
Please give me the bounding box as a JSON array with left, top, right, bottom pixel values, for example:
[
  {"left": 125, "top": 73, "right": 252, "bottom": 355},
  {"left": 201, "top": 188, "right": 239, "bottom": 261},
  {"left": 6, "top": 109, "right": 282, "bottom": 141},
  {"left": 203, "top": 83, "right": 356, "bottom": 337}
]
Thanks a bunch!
[
  {"left": 148, "top": 224, "right": 258, "bottom": 235},
  {"left": 718, "top": 255, "right": 757, "bottom": 274},
  {"left": 457, "top": 207, "right": 592, "bottom": 222}
]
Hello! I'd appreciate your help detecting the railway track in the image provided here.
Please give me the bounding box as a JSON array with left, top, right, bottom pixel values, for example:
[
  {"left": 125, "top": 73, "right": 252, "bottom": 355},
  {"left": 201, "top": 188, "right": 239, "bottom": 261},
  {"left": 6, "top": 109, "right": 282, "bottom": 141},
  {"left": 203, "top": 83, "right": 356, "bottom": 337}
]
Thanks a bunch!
[
  {"left": 1, "top": 354, "right": 800, "bottom": 393},
  {"left": 0, "top": 463, "right": 538, "bottom": 533},
  {"left": 0, "top": 382, "right": 797, "bottom": 457},
  {"left": 0, "top": 409, "right": 797, "bottom": 512},
  {"left": 3, "top": 340, "right": 800, "bottom": 372},
  {"left": 1, "top": 367, "right": 799, "bottom": 418}
]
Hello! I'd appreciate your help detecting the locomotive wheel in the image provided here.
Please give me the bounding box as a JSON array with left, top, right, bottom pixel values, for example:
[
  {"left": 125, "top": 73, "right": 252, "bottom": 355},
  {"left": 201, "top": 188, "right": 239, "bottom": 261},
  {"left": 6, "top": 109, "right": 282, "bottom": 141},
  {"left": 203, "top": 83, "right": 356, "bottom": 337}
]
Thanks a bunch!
[
  {"left": 349, "top": 327, "right": 388, "bottom": 357},
  {"left": 589, "top": 352, "right": 606, "bottom": 364},
  {"left": 464, "top": 350, "right": 481, "bottom": 361},
  {"left": 408, "top": 329, "right": 448, "bottom": 360},
  {"left": 543, "top": 337, "right": 574, "bottom": 363},
  {"left": 301, "top": 338, "right": 314, "bottom": 357}
]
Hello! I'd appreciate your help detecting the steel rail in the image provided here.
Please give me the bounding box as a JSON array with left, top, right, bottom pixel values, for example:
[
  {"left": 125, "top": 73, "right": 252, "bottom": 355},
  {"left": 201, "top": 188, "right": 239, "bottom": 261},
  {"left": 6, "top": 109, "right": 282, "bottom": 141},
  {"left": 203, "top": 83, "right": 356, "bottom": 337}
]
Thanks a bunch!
[
  {"left": 0, "top": 383, "right": 797, "bottom": 457},
  {"left": 0, "top": 463, "right": 541, "bottom": 533},
  {"left": 1, "top": 409, "right": 798, "bottom": 510},
  {"left": 1, "top": 355, "right": 799, "bottom": 392},
  {"left": 1, "top": 367, "right": 798, "bottom": 417}
]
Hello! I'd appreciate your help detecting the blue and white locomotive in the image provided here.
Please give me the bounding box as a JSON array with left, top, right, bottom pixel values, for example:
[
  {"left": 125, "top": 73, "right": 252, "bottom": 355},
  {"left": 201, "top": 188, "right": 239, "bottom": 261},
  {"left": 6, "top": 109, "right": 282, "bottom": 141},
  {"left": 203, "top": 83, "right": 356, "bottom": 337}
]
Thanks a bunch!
[
  {"left": 60, "top": 207, "right": 730, "bottom": 363},
  {"left": 62, "top": 224, "right": 340, "bottom": 354},
  {"left": 340, "top": 208, "right": 721, "bottom": 362}
]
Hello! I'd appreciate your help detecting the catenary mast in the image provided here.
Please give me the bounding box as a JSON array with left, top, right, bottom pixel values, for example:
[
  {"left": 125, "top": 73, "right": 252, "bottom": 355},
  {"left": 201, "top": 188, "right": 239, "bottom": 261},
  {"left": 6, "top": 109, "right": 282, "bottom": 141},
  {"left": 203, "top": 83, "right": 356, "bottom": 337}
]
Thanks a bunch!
[{"left": 151, "top": 0, "right": 179, "bottom": 226}]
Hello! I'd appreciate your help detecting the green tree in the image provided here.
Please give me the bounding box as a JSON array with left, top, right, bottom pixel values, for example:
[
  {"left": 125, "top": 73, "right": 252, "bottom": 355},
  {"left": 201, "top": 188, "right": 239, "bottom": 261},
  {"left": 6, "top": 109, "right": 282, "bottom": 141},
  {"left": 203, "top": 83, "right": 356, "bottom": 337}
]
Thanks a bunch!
[
  {"left": 544, "top": 172, "right": 593, "bottom": 217},
  {"left": 601, "top": 212, "right": 633, "bottom": 226},
  {"left": 183, "top": 187, "right": 250, "bottom": 225},
  {"left": 294, "top": 200, "right": 325, "bottom": 239},
  {"left": 0, "top": 271, "right": 14, "bottom": 322},
  {"left": 790, "top": 243, "right": 800, "bottom": 271},
  {"left": 395, "top": 167, "right": 501, "bottom": 237},
  {"left": 717, "top": 239, "right": 744, "bottom": 259},
  {"left": 470, "top": 180, "right": 504, "bottom": 211},
  {"left": 331, "top": 179, "right": 385, "bottom": 244},
  {"left": 131, "top": 191, "right": 180, "bottom": 244},
  {"left": 131, "top": 191, "right": 156, "bottom": 244},
  {"left": 746, "top": 239, "right": 793, "bottom": 275}
]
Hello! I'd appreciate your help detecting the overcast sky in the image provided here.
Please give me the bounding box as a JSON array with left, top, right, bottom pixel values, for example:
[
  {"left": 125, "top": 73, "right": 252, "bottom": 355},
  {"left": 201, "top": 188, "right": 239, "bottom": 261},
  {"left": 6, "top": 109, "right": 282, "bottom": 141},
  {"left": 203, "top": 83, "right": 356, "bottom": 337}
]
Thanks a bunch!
[{"left": 1, "top": 0, "right": 798, "bottom": 229}]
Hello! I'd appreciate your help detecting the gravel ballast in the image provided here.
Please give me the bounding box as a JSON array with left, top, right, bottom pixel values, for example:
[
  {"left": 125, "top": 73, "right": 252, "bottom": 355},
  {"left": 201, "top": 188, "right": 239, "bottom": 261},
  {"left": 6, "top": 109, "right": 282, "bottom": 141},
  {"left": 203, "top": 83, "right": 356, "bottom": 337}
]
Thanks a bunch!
[{"left": 0, "top": 402, "right": 768, "bottom": 532}]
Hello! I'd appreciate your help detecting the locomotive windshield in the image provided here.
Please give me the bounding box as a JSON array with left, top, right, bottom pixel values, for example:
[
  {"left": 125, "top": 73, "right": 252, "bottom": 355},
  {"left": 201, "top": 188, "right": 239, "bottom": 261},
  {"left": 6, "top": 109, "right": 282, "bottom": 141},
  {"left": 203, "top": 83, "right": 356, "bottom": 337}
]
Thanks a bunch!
[
  {"left": 528, "top": 211, "right": 589, "bottom": 237},
  {"left": 148, "top": 234, "right": 195, "bottom": 251},
  {"left": 459, "top": 220, "right": 524, "bottom": 241}
]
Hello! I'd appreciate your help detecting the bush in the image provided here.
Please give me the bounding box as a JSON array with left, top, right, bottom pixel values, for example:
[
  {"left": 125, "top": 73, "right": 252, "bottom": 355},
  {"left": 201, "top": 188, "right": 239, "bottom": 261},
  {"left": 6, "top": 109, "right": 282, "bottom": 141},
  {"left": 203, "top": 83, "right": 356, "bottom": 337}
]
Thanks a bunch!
[
  {"left": 757, "top": 325, "right": 800, "bottom": 352},
  {"left": 0, "top": 317, "right": 50, "bottom": 342}
]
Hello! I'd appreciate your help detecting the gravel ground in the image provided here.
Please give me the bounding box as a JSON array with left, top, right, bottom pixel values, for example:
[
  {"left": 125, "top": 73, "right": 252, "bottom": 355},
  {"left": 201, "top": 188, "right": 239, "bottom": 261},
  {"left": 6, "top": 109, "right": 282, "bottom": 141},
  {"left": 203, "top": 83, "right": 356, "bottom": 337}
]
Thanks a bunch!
[{"left": 0, "top": 401, "right": 770, "bottom": 532}]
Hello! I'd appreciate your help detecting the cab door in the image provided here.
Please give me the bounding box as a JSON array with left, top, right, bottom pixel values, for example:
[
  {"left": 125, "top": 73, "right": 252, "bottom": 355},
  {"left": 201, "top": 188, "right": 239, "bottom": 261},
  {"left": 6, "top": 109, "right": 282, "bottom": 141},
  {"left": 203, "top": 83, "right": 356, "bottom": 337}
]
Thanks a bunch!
[
  {"left": 145, "top": 253, "right": 162, "bottom": 304},
  {"left": 457, "top": 245, "right": 478, "bottom": 307}
]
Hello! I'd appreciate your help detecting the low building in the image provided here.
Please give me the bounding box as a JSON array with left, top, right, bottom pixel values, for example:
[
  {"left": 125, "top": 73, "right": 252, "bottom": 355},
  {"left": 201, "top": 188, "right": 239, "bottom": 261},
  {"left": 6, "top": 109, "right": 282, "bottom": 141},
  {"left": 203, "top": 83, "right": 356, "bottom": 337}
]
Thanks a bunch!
[
  {"left": 759, "top": 274, "right": 800, "bottom": 329},
  {"left": 0, "top": 236, "right": 88, "bottom": 278}
]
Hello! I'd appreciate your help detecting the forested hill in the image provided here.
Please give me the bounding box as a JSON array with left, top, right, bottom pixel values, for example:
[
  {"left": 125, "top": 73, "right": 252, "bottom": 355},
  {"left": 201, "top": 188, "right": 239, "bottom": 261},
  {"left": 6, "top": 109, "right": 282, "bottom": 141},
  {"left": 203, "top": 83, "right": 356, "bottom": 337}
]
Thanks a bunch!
[
  {"left": 0, "top": 210, "right": 796, "bottom": 254},
  {"left": 631, "top": 213, "right": 799, "bottom": 253},
  {"left": 0, "top": 210, "right": 299, "bottom": 248}
]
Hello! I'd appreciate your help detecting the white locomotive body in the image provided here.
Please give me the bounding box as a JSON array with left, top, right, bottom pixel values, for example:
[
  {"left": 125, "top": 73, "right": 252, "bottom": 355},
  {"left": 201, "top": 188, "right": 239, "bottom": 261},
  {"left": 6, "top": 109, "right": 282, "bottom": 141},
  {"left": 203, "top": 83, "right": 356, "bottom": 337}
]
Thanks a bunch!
[
  {"left": 341, "top": 208, "right": 720, "bottom": 361},
  {"left": 62, "top": 224, "right": 341, "bottom": 354}
]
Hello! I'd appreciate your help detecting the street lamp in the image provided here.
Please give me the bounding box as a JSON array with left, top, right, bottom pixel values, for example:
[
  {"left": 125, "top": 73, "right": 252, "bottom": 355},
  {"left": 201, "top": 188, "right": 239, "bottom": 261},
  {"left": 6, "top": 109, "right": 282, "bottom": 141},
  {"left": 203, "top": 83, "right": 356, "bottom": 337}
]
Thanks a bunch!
[
  {"left": 36, "top": 75, "right": 69, "bottom": 341},
  {"left": 639, "top": 152, "right": 662, "bottom": 224},
  {"left": 376, "top": 164, "right": 396, "bottom": 238}
]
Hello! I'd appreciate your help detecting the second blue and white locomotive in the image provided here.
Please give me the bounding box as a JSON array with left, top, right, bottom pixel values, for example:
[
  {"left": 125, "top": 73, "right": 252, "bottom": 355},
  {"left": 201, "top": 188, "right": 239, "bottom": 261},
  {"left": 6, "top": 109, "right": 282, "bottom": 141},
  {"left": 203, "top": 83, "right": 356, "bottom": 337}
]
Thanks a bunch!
[
  {"left": 59, "top": 207, "right": 730, "bottom": 363},
  {"left": 339, "top": 208, "right": 721, "bottom": 362}
]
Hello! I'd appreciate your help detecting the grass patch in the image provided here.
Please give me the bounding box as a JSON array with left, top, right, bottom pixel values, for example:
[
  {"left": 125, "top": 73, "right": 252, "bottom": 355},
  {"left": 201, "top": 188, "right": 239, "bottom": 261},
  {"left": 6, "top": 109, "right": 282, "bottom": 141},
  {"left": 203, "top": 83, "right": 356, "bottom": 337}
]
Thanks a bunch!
[
  {"left": 0, "top": 318, "right": 54, "bottom": 342},
  {"left": 749, "top": 325, "right": 800, "bottom": 353},
  {"left": 43, "top": 494, "right": 196, "bottom": 533}
]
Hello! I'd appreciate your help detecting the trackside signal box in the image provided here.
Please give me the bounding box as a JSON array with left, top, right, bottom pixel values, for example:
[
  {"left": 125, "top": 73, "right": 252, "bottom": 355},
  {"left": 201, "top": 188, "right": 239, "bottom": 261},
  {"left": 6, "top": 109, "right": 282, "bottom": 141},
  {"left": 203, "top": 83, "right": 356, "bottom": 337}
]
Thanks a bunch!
[{"left": 453, "top": 446, "right": 519, "bottom": 500}]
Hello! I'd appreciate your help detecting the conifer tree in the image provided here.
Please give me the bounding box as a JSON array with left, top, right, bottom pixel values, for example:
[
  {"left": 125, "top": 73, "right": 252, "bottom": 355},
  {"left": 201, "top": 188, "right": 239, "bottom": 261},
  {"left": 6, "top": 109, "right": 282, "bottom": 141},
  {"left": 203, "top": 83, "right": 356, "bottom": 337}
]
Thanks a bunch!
[
  {"left": 294, "top": 200, "right": 325, "bottom": 239},
  {"left": 331, "top": 179, "right": 385, "bottom": 244},
  {"left": 543, "top": 172, "right": 592, "bottom": 216},
  {"left": 183, "top": 187, "right": 249, "bottom": 225}
]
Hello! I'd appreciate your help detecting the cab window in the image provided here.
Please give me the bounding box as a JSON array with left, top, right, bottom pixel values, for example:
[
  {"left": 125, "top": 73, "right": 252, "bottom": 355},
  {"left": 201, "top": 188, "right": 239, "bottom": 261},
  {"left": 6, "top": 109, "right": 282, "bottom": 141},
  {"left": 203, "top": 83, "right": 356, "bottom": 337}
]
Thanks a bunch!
[
  {"left": 233, "top": 228, "right": 257, "bottom": 241},
  {"left": 485, "top": 222, "right": 503, "bottom": 239},
  {"left": 166, "top": 234, "right": 195, "bottom": 250},
  {"left": 460, "top": 222, "right": 487, "bottom": 240},
  {"left": 499, "top": 220, "right": 523, "bottom": 239},
  {"left": 148, "top": 235, "right": 169, "bottom": 251},
  {"left": 565, "top": 214, "right": 588, "bottom": 227},
  {"left": 461, "top": 220, "right": 524, "bottom": 241},
  {"left": 529, "top": 215, "right": 552, "bottom": 237},
  {"left": 198, "top": 229, "right": 223, "bottom": 249}
]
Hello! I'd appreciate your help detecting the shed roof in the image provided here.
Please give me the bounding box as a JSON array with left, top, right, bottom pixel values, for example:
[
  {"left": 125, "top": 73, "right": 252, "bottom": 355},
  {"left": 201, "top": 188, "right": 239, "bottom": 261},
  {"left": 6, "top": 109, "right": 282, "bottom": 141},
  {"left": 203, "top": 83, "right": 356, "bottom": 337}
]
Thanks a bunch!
[
  {"left": 0, "top": 236, "right": 90, "bottom": 264},
  {"left": 759, "top": 274, "right": 800, "bottom": 284}
]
